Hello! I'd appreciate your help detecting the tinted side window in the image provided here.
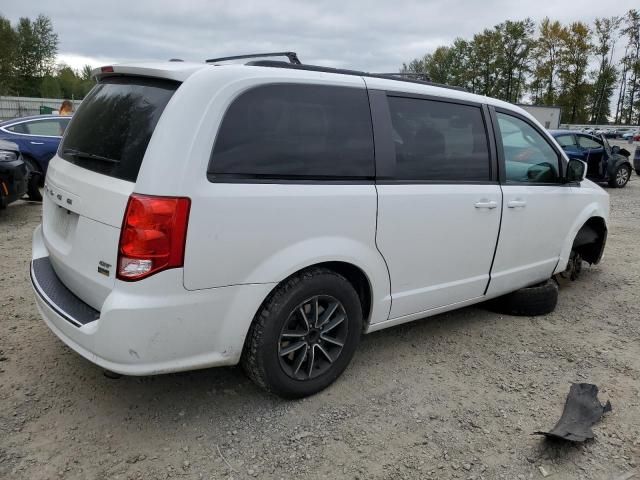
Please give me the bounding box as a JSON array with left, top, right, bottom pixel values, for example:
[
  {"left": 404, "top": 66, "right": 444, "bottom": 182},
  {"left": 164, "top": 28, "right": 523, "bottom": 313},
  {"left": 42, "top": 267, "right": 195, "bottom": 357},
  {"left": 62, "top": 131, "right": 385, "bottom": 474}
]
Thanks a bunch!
[
  {"left": 577, "top": 136, "right": 602, "bottom": 149},
  {"left": 555, "top": 134, "right": 576, "bottom": 148},
  {"left": 6, "top": 123, "right": 28, "bottom": 134},
  {"left": 25, "top": 120, "right": 63, "bottom": 136},
  {"left": 496, "top": 113, "right": 560, "bottom": 184},
  {"left": 387, "top": 96, "right": 490, "bottom": 181},
  {"left": 209, "top": 84, "right": 374, "bottom": 179},
  {"left": 59, "top": 118, "right": 71, "bottom": 135}
]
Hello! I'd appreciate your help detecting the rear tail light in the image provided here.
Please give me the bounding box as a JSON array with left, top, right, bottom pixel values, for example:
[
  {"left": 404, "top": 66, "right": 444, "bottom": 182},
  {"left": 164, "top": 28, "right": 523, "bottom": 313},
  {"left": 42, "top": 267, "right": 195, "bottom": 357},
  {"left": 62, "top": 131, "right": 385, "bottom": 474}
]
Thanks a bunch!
[{"left": 117, "top": 194, "right": 191, "bottom": 281}]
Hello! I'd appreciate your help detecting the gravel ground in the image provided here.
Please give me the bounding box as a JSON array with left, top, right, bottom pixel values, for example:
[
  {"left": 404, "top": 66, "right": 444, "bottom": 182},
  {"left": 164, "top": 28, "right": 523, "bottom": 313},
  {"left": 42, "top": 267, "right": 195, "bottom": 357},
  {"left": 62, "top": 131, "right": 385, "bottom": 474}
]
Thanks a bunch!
[{"left": 1, "top": 162, "right": 639, "bottom": 479}]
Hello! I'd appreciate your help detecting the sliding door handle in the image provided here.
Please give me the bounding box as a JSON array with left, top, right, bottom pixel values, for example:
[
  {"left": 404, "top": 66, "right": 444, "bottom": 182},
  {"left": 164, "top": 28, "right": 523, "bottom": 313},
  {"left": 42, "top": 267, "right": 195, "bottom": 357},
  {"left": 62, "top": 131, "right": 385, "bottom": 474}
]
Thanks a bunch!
[
  {"left": 507, "top": 200, "right": 527, "bottom": 208},
  {"left": 474, "top": 200, "right": 498, "bottom": 209}
]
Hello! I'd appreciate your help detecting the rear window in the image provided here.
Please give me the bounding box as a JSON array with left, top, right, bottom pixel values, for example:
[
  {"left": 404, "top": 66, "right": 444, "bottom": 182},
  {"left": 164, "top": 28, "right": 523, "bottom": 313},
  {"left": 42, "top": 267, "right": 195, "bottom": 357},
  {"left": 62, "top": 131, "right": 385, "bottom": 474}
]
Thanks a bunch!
[
  {"left": 209, "top": 84, "right": 374, "bottom": 180},
  {"left": 59, "top": 77, "right": 179, "bottom": 182}
]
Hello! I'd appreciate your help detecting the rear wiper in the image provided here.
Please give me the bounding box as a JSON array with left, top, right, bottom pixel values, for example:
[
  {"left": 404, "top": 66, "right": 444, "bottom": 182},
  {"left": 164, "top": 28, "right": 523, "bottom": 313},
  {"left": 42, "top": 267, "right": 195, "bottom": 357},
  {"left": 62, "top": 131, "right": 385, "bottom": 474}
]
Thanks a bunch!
[{"left": 63, "top": 148, "right": 120, "bottom": 164}]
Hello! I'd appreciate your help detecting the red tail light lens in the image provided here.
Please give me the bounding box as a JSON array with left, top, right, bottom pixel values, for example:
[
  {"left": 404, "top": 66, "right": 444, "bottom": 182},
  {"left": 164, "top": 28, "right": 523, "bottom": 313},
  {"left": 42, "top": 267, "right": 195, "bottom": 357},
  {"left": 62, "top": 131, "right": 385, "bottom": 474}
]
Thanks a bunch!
[{"left": 117, "top": 194, "right": 191, "bottom": 281}]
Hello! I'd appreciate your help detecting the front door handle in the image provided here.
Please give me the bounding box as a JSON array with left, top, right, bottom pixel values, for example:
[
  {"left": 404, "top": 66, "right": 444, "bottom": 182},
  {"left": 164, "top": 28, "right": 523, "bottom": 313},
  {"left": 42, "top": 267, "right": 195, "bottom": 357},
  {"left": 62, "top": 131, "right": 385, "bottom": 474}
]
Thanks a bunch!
[
  {"left": 507, "top": 200, "right": 527, "bottom": 208},
  {"left": 474, "top": 200, "right": 498, "bottom": 209}
]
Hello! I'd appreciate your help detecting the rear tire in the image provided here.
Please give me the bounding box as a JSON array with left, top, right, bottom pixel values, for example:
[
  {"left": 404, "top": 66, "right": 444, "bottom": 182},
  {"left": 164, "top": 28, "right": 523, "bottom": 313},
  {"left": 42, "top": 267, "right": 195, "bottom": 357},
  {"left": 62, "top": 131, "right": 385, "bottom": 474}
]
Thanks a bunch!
[
  {"left": 23, "top": 157, "right": 43, "bottom": 202},
  {"left": 241, "top": 268, "right": 362, "bottom": 398},
  {"left": 609, "top": 164, "right": 630, "bottom": 188},
  {"left": 487, "top": 279, "right": 558, "bottom": 316}
]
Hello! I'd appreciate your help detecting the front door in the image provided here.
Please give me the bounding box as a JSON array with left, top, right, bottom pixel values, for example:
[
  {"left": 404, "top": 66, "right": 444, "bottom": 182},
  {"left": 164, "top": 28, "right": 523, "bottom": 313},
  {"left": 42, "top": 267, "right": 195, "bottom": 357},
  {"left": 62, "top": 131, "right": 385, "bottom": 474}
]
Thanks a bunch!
[
  {"left": 576, "top": 134, "right": 606, "bottom": 178},
  {"left": 487, "top": 109, "right": 582, "bottom": 296},
  {"left": 375, "top": 94, "right": 501, "bottom": 320}
]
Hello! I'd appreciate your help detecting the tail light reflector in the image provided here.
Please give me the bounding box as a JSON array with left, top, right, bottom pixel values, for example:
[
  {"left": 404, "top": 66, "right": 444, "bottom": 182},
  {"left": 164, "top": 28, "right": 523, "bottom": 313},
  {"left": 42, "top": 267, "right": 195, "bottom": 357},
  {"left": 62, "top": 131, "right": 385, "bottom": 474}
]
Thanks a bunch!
[{"left": 117, "top": 194, "right": 191, "bottom": 281}]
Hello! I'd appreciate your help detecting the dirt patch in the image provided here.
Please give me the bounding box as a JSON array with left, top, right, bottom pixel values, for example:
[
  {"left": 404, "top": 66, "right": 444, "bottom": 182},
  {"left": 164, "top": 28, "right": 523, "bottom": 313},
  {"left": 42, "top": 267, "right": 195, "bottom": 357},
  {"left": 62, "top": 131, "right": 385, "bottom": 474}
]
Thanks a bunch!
[{"left": 1, "top": 176, "right": 639, "bottom": 479}]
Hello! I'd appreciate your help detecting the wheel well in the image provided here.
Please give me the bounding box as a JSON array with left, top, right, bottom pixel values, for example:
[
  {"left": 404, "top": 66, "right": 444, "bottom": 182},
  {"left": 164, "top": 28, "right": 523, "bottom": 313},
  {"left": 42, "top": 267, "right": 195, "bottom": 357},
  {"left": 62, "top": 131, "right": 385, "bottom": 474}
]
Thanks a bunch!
[
  {"left": 572, "top": 217, "right": 607, "bottom": 265},
  {"left": 22, "top": 153, "right": 45, "bottom": 187},
  {"left": 21, "top": 153, "right": 42, "bottom": 172},
  {"left": 273, "top": 262, "right": 373, "bottom": 328},
  {"left": 320, "top": 262, "right": 372, "bottom": 323}
]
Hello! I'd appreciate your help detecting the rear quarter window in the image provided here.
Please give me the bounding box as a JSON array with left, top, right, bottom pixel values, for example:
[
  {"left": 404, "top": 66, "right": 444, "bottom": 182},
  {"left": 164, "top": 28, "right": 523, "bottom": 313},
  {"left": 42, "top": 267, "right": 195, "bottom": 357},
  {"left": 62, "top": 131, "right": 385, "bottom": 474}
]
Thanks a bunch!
[
  {"left": 209, "top": 84, "right": 375, "bottom": 180},
  {"left": 59, "top": 77, "right": 179, "bottom": 182}
]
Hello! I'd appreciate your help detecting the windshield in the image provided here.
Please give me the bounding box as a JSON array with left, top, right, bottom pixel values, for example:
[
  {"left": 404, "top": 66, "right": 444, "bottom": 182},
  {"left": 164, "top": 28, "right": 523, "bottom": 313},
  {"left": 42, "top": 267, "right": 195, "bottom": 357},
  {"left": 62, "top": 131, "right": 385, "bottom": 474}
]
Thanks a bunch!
[{"left": 59, "top": 76, "right": 179, "bottom": 182}]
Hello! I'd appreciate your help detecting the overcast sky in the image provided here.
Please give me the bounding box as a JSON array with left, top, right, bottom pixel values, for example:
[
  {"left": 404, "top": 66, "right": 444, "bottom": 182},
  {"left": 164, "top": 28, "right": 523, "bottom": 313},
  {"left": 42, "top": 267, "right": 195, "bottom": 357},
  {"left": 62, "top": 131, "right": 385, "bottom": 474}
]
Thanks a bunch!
[{"left": 3, "top": 0, "right": 638, "bottom": 72}]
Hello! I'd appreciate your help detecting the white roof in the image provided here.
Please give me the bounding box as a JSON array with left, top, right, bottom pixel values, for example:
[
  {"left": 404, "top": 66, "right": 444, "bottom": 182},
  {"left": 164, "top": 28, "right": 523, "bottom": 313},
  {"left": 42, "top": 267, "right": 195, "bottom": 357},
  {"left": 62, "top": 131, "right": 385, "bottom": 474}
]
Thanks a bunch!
[{"left": 92, "top": 60, "right": 533, "bottom": 121}]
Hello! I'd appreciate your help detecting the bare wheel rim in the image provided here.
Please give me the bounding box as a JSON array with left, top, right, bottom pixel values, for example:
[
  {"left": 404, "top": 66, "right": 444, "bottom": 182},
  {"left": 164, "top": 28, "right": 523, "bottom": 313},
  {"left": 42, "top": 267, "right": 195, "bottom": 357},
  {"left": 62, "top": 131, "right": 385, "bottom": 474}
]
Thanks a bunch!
[
  {"left": 278, "top": 295, "right": 349, "bottom": 381},
  {"left": 616, "top": 167, "right": 629, "bottom": 186}
]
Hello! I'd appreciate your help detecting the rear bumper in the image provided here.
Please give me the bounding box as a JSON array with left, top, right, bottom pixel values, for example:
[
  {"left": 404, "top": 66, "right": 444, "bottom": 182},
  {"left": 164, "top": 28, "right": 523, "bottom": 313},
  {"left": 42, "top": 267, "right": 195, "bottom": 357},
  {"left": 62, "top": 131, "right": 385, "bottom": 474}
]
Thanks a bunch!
[{"left": 31, "top": 225, "right": 275, "bottom": 375}]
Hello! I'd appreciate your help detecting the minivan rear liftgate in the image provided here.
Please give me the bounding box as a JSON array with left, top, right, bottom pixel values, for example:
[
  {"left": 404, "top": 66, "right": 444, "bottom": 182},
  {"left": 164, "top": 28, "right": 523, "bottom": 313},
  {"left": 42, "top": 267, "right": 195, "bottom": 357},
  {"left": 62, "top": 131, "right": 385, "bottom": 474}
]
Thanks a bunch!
[{"left": 32, "top": 75, "right": 180, "bottom": 324}]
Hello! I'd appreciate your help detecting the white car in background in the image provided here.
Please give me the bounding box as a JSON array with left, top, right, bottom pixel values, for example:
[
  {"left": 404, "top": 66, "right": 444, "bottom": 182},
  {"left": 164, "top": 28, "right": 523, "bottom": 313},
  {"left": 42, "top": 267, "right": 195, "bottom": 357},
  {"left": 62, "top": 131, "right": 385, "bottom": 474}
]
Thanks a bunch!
[{"left": 30, "top": 54, "right": 609, "bottom": 398}]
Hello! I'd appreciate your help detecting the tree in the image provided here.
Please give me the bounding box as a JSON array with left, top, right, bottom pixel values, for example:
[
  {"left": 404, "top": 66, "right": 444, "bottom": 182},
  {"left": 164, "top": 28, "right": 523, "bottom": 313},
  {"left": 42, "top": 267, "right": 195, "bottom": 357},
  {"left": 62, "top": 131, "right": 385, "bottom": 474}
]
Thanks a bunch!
[
  {"left": 615, "top": 44, "right": 631, "bottom": 123},
  {"left": 40, "top": 75, "right": 61, "bottom": 98},
  {"left": 556, "top": 22, "right": 592, "bottom": 123},
  {"left": 469, "top": 27, "right": 502, "bottom": 97},
  {"left": 31, "top": 14, "right": 58, "bottom": 77},
  {"left": 589, "top": 17, "right": 619, "bottom": 123},
  {"left": 0, "top": 15, "right": 17, "bottom": 95},
  {"left": 13, "top": 15, "right": 58, "bottom": 96},
  {"left": 494, "top": 19, "right": 535, "bottom": 103},
  {"left": 531, "top": 18, "right": 566, "bottom": 105},
  {"left": 0, "top": 14, "right": 97, "bottom": 100},
  {"left": 80, "top": 64, "right": 93, "bottom": 81},
  {"left": 402, "top": 39, "right": 476, "bottom": 92},
  {"left": 621, "top": 10, "right": 640, "bottom": 124},
  {"left": 15, "top": 17, "right": 39, "bottom": 95}
]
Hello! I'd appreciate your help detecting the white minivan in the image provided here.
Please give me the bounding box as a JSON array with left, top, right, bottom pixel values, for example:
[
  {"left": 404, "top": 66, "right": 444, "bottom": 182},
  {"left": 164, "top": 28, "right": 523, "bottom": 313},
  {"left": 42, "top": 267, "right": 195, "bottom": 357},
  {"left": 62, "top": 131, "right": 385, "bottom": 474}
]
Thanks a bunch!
[{"left": 31, "top": 54, "right": 609, "bottom": 397}]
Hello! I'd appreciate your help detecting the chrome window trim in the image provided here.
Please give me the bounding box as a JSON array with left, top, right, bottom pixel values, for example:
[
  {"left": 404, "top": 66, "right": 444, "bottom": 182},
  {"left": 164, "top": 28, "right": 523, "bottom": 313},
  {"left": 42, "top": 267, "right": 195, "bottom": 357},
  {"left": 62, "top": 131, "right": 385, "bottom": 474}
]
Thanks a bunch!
[{"left": 1, "top": 116, "right": 70, "bottom": 139}]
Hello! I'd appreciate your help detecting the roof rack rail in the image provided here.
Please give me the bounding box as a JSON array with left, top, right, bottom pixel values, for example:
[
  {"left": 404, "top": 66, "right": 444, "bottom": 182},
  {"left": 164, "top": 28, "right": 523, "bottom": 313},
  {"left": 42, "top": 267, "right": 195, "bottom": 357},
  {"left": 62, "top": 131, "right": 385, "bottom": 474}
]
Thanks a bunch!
[
  {"left": 244, "top": 60, "right": 466, "bottom": 92},
  {"left": 206, "top": 51, "right": 301, "bottom": 65},
  {"left": 373, "top": 72, "right": 432, "bottom": 82}
]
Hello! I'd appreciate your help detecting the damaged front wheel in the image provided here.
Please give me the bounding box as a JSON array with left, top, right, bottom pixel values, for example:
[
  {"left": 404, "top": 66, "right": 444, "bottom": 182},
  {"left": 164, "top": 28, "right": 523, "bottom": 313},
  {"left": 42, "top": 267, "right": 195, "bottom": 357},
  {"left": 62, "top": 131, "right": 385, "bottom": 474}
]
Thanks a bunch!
[{"left": 559, "top": 250, "right": 583, "bottom": 281}]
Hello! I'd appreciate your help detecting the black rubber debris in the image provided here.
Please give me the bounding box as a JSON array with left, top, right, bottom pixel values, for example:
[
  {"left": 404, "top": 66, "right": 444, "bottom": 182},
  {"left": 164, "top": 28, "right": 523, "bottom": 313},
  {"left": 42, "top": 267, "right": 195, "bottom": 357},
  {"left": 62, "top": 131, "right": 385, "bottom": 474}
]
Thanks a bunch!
[{"left": 534, "top": 383, "right": 612, "bottom": 442}]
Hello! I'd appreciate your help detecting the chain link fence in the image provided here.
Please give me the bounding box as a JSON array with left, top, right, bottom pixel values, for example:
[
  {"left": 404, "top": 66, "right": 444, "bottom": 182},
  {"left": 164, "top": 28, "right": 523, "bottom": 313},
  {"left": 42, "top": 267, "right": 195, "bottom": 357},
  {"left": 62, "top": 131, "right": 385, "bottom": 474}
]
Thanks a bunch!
[{"left": 0, "top": 96, "right": 83, "bottom": 121}]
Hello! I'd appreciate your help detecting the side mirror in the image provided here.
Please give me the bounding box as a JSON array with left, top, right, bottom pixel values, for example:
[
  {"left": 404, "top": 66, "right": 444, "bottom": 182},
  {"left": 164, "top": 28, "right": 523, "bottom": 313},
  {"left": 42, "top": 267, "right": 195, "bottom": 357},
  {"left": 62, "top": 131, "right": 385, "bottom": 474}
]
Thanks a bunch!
[
  {"left": 566, "top": 158, "right": 587, "bottom": 183},
  {"left": 611, "top": 145, "right": 620, "bottom": 154}
]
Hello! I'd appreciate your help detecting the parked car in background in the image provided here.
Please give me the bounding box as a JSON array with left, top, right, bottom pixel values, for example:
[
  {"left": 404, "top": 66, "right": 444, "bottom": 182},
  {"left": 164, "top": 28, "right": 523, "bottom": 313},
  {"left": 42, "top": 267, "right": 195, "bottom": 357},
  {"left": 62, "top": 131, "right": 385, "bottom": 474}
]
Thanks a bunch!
[
  {"left": 0, "top": 139, "right": 28, "bottom": 211},
  {"left": 0, "top": 114, "right": 71, "bottom": 200},
  {"left": 614, "top": 128, "right": 631, "bottom": 138},
  {"left": 621, "top": 130, "right": 640, "bottom": 141},
  {"left": 30, "top": 57, "right": 609, "bottom": 398},
  {"left": 550, "top": 130, "right": 633, "bottom": 187}
]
